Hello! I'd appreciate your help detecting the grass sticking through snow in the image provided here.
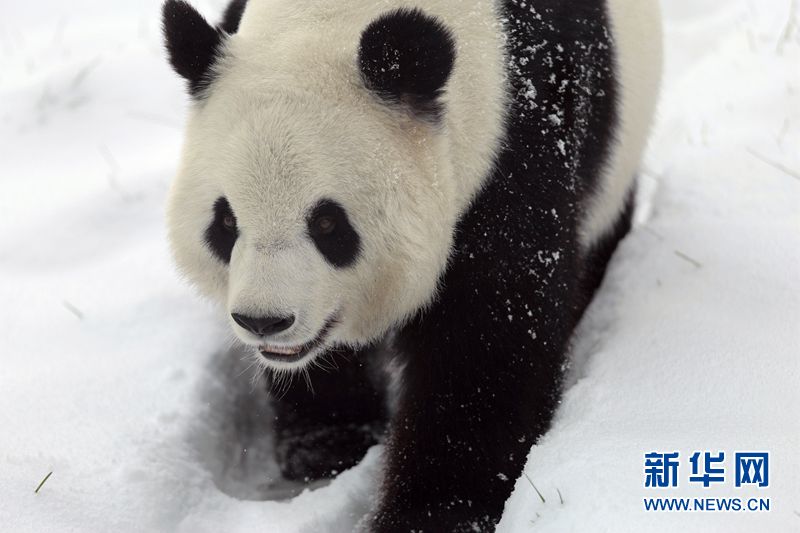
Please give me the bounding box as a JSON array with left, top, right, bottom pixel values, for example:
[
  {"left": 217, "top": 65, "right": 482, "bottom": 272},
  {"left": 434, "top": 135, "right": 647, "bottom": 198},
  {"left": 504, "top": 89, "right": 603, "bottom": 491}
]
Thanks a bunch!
[
  {"left": 523, "top": 472, "right": 546, "bottom": 504},
  {"left": 35, "top": 472, "right": 53, "bottom": 494}
]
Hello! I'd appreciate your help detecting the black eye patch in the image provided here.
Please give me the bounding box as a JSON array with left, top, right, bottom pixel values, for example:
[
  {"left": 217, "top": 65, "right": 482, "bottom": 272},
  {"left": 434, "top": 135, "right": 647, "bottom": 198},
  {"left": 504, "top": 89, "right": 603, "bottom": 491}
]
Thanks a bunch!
[
  {"left": 205, "top": 197, "right": 239, "bottom": 264},
  {"left": 307, "top": 199, "right": 361, "bottom": 268}
]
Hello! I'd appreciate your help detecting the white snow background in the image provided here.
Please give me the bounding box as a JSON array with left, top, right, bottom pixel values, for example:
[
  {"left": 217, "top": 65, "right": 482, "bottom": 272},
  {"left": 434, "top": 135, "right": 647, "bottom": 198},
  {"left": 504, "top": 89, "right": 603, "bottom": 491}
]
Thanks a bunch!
[{"left": 1, "top": 0, "right": 798, "bottom": 531}]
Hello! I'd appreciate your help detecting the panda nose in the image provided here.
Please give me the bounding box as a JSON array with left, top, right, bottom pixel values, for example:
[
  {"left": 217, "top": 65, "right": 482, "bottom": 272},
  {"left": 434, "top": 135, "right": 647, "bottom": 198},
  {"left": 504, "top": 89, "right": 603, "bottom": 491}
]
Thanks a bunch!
[{"left": 231, "top": 313, "right": 296, "bottom": 336}]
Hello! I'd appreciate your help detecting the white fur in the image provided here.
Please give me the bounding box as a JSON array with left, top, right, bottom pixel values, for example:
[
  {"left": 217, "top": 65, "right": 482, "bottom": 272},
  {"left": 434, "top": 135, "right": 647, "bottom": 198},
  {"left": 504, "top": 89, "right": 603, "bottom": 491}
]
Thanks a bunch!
[
  {"left": 580, "top": 0, "right": 663, "bottom": 247},
  {"left": 167, "top": 0, "right": 661, "bottom": 369},
  {"left": 168, "top": 0, "right": 507, "bottom": 369}
]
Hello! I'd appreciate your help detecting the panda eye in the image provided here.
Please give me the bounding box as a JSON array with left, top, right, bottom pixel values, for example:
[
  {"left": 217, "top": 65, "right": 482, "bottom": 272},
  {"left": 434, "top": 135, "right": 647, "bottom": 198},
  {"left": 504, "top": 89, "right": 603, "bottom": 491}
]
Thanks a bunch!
[
  {"left": 205, "top": 197, "right": 239, "bottom": 264},
  {"left": 223, "top": 215, "right": 237, "bottom": 232},
  {"left": 307, "top": 199, "right": 361, "bottom": 268},
  {"left": 315, "top": 215, "right": 336, "bottom": 235}
]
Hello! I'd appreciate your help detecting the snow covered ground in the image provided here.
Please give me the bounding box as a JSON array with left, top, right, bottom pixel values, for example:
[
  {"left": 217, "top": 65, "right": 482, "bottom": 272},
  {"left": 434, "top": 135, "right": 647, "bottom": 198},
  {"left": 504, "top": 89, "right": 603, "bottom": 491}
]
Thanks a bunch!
[{"left": 1, "top": 0, "right": 798, "bottom": 531}]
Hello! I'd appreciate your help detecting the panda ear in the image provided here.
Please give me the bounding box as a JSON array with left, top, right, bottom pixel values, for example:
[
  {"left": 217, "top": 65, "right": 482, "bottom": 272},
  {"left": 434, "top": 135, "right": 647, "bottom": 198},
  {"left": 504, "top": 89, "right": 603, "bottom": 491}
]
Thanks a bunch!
[
  {"left": 219, "top": 0, "right": 248, "bottom": 35},
  {"left": 162, "top": 0, "right": 224, "bottom": 97},
  {"left": 358, "top": 8, "right": 456, "bottom": 121}
]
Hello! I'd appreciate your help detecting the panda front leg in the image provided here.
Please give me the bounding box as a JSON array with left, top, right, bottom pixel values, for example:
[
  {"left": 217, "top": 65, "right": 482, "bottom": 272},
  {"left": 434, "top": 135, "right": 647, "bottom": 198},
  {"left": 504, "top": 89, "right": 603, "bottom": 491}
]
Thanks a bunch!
[
  {"left": 370, "top": 277, "right": 567, "bottom": 531},
  {"left": 269, "top": 347, "right": 388, "bottom": 482}
]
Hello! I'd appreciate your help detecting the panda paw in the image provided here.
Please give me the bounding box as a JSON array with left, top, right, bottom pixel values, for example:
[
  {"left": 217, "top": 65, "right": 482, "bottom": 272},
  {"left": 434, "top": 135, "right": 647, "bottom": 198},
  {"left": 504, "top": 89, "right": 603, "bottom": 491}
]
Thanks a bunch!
[{"left": 274, "top": 421, "right": 383, "bottom": 481}]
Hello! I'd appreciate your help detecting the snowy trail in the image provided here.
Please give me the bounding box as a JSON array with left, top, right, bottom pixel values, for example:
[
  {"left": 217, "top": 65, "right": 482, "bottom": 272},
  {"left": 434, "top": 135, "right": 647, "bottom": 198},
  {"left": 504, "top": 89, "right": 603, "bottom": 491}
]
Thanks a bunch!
[{"left": 1, "top": 0, "right": 798, "bottom": 531}]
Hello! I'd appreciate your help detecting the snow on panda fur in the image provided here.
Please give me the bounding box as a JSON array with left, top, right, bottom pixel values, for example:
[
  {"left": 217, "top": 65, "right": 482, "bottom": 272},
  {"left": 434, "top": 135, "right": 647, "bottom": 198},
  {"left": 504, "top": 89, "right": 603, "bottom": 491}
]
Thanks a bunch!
[{"left": 162, "top": 0, "right": 661, "bottom": 530}]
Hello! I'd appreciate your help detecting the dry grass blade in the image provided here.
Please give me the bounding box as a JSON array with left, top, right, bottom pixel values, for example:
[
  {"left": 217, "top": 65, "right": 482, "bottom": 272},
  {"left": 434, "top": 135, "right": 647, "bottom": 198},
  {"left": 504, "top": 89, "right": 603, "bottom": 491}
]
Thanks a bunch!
[
  {"left": 35, "top": 472, "right": 53, "bottom": 494},
  {"left": 674, "top": 250, "right": 703, "bottom": 269},
  {"left": 747, "top": 148, "right": 800, "bottom": 181},
  {"left": 523, "top": 472, "right": 546, "bottom": 504}
]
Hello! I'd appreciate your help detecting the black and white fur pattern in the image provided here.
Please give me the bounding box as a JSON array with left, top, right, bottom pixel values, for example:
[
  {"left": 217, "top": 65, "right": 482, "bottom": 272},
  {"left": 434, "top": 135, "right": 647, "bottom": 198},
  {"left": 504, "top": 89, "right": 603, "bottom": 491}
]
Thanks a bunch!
[{"left": 163, "top": 0, "right": 661, "bottom": 530}]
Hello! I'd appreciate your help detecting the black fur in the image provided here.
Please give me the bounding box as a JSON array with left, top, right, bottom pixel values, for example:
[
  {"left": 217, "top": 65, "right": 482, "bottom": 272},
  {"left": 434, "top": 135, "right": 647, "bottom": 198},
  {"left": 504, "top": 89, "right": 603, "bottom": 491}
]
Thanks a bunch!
[
  {"left": 579, "top": 189, "right": 635, "bottom": 308},
  {"left": 358, "top": 8, "right": 456, "bottom": 120},
  {"left": 205, "top": 197, "right": 238, "bottom": 263},
  {"left": 307, "top": 200, "right": 362, "bottom": 269},
  {"left": 269, "top": 348, "right": 388, "bottom": 481},
  {"left": 220, "top": 0, "right": 248, "bottom": 34},
  {"left": 203, "top": 0, "right": 633, "bottom": 529},
  {"left": 370, "top": 1, "right": 623, "bottom": 530},
  {"left": 162, "top": 0, "right": 224, "bottom": 96}
]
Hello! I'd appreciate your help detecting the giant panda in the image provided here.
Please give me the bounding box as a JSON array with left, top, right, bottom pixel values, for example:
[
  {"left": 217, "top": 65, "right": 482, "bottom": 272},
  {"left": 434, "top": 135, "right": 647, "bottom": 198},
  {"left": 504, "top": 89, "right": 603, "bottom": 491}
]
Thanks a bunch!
[{"left": 162, "top": 0, "right": 661, "bottom": 530}]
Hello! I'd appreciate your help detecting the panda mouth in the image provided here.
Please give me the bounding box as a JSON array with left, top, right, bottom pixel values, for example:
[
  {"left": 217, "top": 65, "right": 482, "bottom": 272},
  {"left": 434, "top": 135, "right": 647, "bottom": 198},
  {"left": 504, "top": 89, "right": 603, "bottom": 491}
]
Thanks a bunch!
[{"left": 257, "top": 314, "right": 338, "bottom": 364}]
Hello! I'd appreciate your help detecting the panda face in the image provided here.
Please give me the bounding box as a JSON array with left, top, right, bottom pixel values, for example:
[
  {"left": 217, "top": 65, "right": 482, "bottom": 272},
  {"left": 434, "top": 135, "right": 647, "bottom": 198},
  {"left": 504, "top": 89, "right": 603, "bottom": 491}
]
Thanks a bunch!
[
  {"left": 163, "top": 5, "right": 466, "bottom": 371},
  {"left": 167, "top": 85, "right": 457, "bottom": 370}
]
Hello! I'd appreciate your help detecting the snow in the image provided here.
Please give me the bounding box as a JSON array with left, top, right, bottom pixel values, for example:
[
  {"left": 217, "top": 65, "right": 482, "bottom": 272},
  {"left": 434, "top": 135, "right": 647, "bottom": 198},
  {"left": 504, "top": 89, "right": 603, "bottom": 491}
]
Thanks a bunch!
[{"left": 1, "top": 0, "right": 798, "bottom": 532}]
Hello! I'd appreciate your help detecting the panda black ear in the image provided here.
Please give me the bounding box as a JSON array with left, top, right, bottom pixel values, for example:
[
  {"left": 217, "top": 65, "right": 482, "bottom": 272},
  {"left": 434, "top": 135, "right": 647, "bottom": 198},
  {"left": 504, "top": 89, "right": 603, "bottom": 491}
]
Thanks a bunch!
[
  {"left": 220, "top": 0, "right": 248, "bottom": 35},
  {"left": 162, "top": 0, "right": 224, "bottom": 97},
  {"left": 358, "top": 8, "right": 456, "bottom": 121}
]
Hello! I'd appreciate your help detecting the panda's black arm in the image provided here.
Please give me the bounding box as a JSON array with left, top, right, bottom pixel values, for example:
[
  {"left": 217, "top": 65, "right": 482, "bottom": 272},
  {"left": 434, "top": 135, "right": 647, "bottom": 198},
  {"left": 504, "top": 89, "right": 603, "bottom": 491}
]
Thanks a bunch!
[
  {"left": 371, "top": 265, "right": 573, "bottom": 531},
  {"left": 268, "top": 348, "right": 388, "bottom": 481}
]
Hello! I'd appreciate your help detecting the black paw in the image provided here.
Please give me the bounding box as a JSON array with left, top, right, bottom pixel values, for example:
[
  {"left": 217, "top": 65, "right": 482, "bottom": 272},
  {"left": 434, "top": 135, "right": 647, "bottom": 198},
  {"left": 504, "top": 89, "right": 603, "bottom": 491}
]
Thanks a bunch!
[{"left": 275, "top": 421, "right": 384, "bottom": 481}]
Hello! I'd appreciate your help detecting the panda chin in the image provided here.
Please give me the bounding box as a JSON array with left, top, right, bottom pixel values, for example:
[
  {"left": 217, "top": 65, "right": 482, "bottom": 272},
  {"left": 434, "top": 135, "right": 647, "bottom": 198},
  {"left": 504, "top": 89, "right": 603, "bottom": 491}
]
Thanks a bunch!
[{"left": 256, "top": 314, "right": 339, "bottom": 367}]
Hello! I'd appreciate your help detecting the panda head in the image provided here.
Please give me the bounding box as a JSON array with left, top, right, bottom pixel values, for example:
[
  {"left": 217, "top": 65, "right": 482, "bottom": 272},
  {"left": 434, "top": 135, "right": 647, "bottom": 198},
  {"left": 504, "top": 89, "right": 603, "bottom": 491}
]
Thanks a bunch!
[{"left": 162, "top": 1, "right": 457, "bottom": 370}]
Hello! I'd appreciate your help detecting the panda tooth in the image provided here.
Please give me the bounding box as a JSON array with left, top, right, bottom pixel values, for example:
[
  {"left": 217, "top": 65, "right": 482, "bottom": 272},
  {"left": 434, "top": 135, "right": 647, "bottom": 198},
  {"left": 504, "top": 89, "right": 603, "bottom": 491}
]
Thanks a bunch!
[{"left": 260, "top": 344, "right": 302, "bottom": 356}]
